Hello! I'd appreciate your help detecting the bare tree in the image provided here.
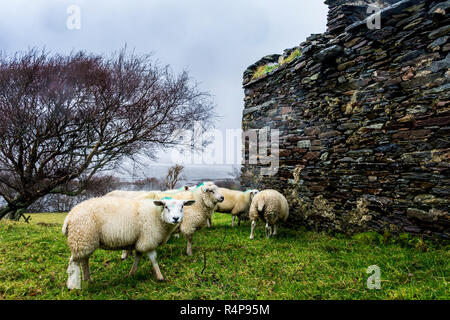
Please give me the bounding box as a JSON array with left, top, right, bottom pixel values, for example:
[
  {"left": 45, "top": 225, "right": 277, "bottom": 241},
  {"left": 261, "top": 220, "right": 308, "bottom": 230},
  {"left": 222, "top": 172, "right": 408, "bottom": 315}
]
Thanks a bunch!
[
  {"left": 0, "top": 49, "right": 215, "bottom": 220},
  {"left": 163, "top": 164, "right": 184, "bottom": 190},
  {"left": 27, "top": 175, "right": 121, "bottom": 214}
]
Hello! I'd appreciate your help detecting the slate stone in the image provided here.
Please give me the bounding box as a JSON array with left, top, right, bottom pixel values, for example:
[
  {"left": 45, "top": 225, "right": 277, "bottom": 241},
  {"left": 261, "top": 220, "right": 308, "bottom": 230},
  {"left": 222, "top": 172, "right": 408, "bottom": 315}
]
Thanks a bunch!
[{"left": 241, "top": 0, "right": 450, "bottom": 238}]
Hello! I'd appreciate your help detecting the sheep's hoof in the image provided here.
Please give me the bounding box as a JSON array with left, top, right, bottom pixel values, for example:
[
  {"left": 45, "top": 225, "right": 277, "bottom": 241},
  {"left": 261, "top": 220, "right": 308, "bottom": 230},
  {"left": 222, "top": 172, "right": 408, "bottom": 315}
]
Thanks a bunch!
[
  {"left": 157, "top": 277, "right": 166, "bottom": 282},
  {"left": 67, "top": 285, "right": 82, "bottom": 290}
]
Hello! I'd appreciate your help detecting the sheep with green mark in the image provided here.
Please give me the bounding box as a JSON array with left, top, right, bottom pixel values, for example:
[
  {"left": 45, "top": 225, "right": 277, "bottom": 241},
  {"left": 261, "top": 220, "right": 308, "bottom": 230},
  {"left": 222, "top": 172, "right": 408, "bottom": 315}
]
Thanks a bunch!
[{"left": 62, "top": 196, "right": 194, "bottom": 289}]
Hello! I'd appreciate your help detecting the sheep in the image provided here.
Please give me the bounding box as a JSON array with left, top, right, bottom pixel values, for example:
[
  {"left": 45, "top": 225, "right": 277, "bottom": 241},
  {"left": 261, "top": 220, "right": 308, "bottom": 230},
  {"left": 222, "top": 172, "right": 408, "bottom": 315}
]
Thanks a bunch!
[
  {"left": 248, "top": 189, "right": 289, "bottom": 239},
  {"left": 105, "top": 190, "right": 159, "bottom": 199},
  {"left": 214, "top": 188, "right": 259, "bottom": 227},
  {"left": 105, "top": 190, "right": 164, "bottom": 260},
  {"left": 167, "top": 182, "right": 224, "bottom": 256},
  {"left": 62, "top": 196, "right": 195, "bottom": 289},
  {"left": 165, "top": 185, "right": 195, "bottom": 193},
  {"left": 113, "top": 184, "right": 198, "bottom": 259},
  {"left": 165, "top": 182, "right": 217, "bottom": 228},
  {"left": 137, "top": 182, "right": 211, "bottom": 202},
  {"left": 116, "top": 182, "right": 217, "bottom": 259},
  {"left": 117, "top": 188, "right": 195, "bottom": 260}
]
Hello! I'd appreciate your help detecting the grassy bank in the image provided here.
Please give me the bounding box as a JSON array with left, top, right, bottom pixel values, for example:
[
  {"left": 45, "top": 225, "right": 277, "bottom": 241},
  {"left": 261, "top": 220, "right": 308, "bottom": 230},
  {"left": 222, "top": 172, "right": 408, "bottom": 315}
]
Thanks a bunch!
[{"left": 0, "top": 213, "right": 448, "bottom": 300}]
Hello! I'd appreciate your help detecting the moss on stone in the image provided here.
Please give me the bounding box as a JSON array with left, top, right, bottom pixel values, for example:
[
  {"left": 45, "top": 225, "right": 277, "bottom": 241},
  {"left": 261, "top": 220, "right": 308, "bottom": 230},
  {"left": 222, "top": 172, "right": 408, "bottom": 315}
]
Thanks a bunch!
[
  {"left": 251, "top": 49, "right": 302, "bottom": 81},
  {"left": 251, "top": 63, "right": 280, "bottom": 81},
  {"left": 280, "top": 49, "right": 302, "bottom": 65}
]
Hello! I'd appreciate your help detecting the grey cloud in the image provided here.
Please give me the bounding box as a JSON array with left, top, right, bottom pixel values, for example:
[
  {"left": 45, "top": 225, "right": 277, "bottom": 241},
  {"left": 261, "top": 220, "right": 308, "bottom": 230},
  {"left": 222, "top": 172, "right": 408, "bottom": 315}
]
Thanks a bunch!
[{"left": 0, "top": 0, "right": 328, "bottom": 173}]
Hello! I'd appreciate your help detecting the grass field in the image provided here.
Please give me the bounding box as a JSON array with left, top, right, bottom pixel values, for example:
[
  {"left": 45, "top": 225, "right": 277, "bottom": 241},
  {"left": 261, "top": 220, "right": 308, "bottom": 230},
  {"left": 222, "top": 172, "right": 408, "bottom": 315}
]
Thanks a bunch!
[{"left": 0, "top": 212, "right": 448, "bottom": 300}]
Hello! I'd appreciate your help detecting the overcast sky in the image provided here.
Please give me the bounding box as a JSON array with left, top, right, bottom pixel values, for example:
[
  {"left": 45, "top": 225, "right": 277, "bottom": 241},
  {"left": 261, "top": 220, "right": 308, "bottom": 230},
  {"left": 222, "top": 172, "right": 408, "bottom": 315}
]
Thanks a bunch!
[{"left": 0, "top": 0, "right": 328, "bottom": 179}]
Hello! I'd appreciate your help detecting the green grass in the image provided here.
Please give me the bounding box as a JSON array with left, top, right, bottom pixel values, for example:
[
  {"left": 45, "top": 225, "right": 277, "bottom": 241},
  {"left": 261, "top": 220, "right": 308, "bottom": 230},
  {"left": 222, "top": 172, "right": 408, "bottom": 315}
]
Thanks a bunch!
[
  {"left": 251, "top": 64, "right": 280, "bottom": 81},
  {"left": 0, "top": 213, "right": 448, "bottom": 300},
  {"left": 251, "top": 49, "right": 302, "bottom": 81},
  {"left": 280, "top": 49, "right": 302, "bottom": 66}
]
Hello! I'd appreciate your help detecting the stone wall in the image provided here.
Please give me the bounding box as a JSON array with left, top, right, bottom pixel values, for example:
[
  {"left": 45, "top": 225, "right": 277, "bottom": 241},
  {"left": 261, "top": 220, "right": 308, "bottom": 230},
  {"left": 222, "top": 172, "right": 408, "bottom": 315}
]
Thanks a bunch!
[{"left": 241, "top": 0, "right": 450, "bottom": 239}]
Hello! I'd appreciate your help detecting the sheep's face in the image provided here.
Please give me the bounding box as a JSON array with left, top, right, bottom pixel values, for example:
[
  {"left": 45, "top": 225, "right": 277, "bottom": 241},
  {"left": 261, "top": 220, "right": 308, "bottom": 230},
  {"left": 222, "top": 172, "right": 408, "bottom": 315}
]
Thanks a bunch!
[
  {"left": 154, "top": 199, "right": 195, "bottom": 224},
  {"left": 202, "top": 184, "right": 224, "bottom": 206}
]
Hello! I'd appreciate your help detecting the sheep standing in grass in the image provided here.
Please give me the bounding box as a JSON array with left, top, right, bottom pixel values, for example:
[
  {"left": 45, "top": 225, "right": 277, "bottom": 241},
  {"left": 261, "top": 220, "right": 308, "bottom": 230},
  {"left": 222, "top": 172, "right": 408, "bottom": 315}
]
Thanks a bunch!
[
  {"left": 249, "top": 189, "right": 289, "bottom": 239},
  {"left": 105, "top": 190, "right": 164, "bottom": 260},
  {"left": 214, "top": 188, "right": 259, "bottom": 227},
  {"left": 164, "top": 182, "right": 224, "bottom": 256},
  {"left": 62, "top": 197, "right": 194, "bottom": 289},
  {"left": 111, "top": 186, "right": 198, "bottom": 260}
]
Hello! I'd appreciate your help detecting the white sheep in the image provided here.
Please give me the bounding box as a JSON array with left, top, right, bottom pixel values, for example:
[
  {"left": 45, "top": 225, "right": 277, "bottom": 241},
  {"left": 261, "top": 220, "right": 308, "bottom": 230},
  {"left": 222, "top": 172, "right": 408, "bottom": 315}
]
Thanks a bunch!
[
  {"left": 214, "top": 188, "right": 259, "bottom": 227},
  {"left": 62, "top": 196, "right": 195, "bottom": 289},
  {"left": 112, "top": 186, "right": 198, "bottom": 260},
  {"left": 118, "top": 182, "right": 222, "bottom": 258},
  {"left": 105, "top": 190, "right": 159, "bottom": 199},
  {"left": 161, "top": 182, "right": 224, "bottom": 256},
  {"left": 165, "top": 185, "right": 195, "bottom": 193},
  {"left": 105, "top": 190, "right": 162, "bottom": 260},
  {"left": 248, "top": 189, "right": 289, "bottom": 239}
]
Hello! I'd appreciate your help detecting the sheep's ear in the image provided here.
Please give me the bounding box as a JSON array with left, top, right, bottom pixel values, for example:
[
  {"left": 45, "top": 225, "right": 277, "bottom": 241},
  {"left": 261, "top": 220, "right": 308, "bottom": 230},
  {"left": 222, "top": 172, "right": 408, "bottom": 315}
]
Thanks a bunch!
[
  {"left": 153, "top": 201, "right": 165, "bottom": 207},
  {"left": 184, "top": 200, "right": 196, "bottom": 206}
]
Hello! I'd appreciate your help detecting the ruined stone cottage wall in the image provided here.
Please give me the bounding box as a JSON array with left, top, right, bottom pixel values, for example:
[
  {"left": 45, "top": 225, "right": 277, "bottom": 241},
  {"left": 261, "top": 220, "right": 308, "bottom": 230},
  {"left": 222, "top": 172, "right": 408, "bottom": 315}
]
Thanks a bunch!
[{"left": 241, "top": 0, "right": 450, "bottom": 238}]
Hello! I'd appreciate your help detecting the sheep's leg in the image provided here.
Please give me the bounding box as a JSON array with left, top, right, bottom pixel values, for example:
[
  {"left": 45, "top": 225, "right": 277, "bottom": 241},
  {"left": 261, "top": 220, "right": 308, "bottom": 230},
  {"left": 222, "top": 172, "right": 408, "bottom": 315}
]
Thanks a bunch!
[
  {"left": 67, "top": 256, "right": 82, "bottom": 290},
  {"left": 272, "top": 224, "right": 278, "bottom": 237},
  {"left": 147, "top": 250, "right": 164, "bottom": 281},
  {"left": 231, "top": 216, "right": 236, "bottom": 227},
  {"left": 129, "top": 251, "right": 142, "bottom": 276},
  {"left": 81, "top": 257, "right": 92, "bottom": 282},
  {"left": 121, "top": 250, "right": 131, "bottom": 260},
  {"left": 250, "top": 220, "right": 256, "bottom": 239},
  {"left": 186, "top": 235, "right": 193, "bottom": 256},
  {"left": 265, "top": 223, "right": 272, "bottom": 238},
  {"left": 206, "top": 218, "right": 212, "bottom": 228}
]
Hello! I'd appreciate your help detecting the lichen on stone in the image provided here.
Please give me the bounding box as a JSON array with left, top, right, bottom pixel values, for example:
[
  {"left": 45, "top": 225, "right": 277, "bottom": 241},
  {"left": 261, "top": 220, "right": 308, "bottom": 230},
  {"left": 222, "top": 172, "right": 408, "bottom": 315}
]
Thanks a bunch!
[{"left": 348, "top": 197, "right": 372, "bottom": 227}]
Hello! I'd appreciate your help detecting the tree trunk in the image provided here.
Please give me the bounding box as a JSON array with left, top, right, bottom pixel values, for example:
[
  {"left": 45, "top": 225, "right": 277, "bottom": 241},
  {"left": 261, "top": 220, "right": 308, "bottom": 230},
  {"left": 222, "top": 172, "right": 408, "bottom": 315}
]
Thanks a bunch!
[
  {"left": 0, "top": 204, "right": 28, "bottom": 221},
  {"left": 0, "top": 205, "right": 16, "bottom": 220}
]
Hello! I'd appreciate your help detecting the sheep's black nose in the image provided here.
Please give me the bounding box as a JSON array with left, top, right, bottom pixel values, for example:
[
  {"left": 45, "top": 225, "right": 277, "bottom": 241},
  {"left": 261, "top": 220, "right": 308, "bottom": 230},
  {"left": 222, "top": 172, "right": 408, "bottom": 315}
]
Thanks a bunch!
[
  {"left": 173, "top": 217, "right": 179, "bottom": 222},
  {"left": 219, "top": 196, "right": 224, "bottom": 202}
]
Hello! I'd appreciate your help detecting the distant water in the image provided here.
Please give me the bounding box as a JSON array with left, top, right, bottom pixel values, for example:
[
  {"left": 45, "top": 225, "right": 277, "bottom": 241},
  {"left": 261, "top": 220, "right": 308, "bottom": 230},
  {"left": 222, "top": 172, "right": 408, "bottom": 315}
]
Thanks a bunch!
[
  {"left": 111, "top": 163, "right": 237, "bottom": 183},
  {"left": 0, "top": 163, "right": 238, "bottom": 207}
]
